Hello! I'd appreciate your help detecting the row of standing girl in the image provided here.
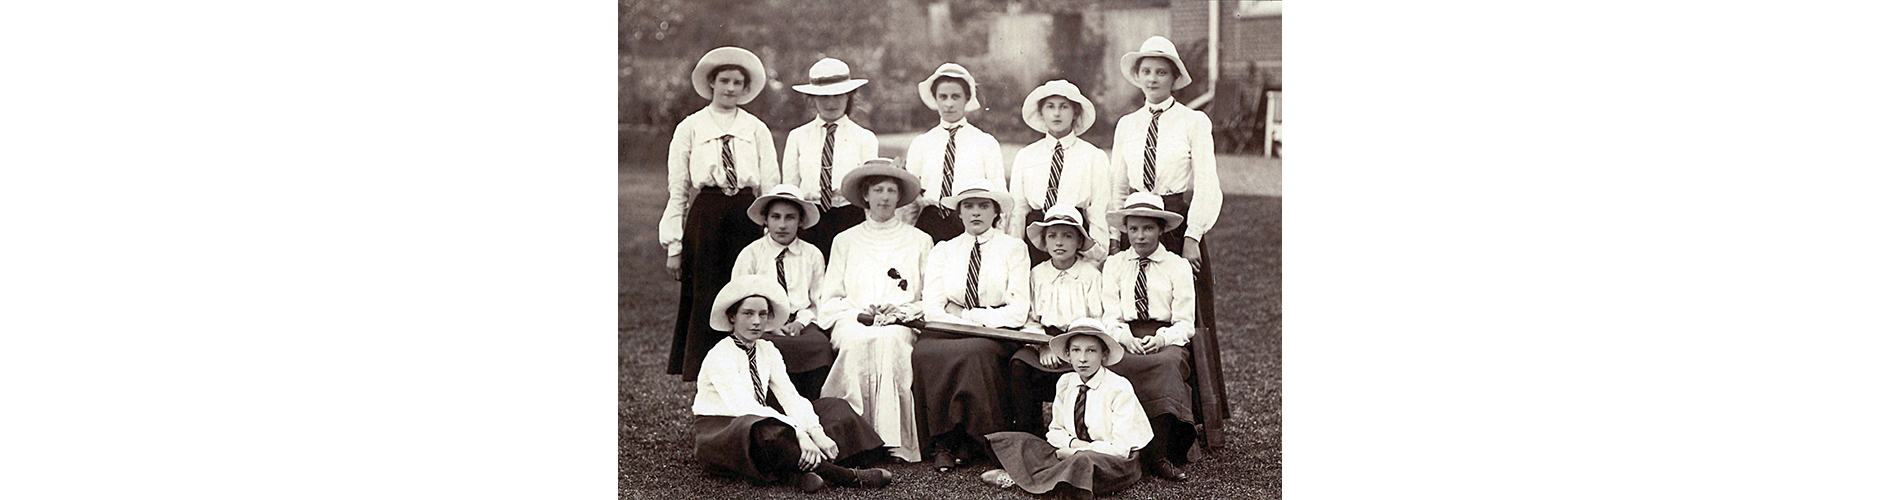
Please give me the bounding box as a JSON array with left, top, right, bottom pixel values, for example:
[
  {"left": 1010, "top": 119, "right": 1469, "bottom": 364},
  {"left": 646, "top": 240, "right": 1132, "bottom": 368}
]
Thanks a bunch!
[{"left": 659, "top": 35, "right": 1224, "bottom": 496}]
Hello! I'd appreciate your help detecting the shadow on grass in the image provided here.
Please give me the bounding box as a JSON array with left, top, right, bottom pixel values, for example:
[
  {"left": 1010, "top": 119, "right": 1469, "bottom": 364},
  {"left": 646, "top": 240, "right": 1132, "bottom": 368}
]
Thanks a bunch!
[{"left": 621, "top": 165, "right": 1279, "bottom": 499}]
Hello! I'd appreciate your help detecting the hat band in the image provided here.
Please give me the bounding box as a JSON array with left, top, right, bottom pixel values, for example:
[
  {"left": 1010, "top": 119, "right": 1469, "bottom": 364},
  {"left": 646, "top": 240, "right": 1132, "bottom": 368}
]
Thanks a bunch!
[
  {"left": 1124, "top": 202, "right": 1166, "bottom": 212},
  {"left": 810, "top": 74, "right": 851, "bottom": 86},
  {"left": 1045, "top": 215, "right": 1079, "bottom": 225}
]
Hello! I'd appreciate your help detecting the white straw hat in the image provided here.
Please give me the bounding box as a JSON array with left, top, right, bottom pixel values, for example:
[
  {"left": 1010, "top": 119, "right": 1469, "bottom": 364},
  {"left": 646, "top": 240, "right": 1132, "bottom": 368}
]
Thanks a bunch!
[
  {"left": 1021, "top": 80, "right": 1097, "bottom": 136},
  {"left": 692, "top": 46, "right": 768, "bottom": 105},
  {"left": 1119, "top": 36, "right": 1193, "bottom": 91},
  {"left": 1049, "top": 318, "right": 1124, "bottom": 366},
  {"left": 746, "top": 184, "right": 821, "bottom": 229},
  {"left": 916, "top": 63, "right": 982, "bottom": 112},
  {"left": 1108, "top": 192, "right": 1184, "bottom": 232},
  {"left": 940, "top": 178, "right": 1014, "bottom": 215},
  {"left": 1026, "top": 204, "right": 1094, "bottom": 253},
  {"left": 791, "top": 57, "right": 869, "bottom": 96},
  {"left": 708, "top": 275, "right": 792, "bottom": 332},
  {"left": 840, "top": 158, "right": 920, "bottom": 209}
]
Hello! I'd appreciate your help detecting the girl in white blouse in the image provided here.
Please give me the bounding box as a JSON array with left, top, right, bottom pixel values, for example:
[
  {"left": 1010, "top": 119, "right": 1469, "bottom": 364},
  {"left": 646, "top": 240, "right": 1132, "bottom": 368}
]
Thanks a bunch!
[
  {"left": 691, "top": 275, "right": 892, "bottom": 492},
  {"left": 815, "top": 159, "right": 934, "bottom": 463},
  {"left": 1010, "top": 80, "right": 1114, "bottom": 266},
  {"left": 982, "top": 319, "right": 1151, "bottom": 500},
  {"left": 1006, "top": 205, "right": 1105, "bottom": 434},
  {"left": 903, "top": 63, "right": 1008, "bottom": 243},
  {"left": 662, "top": 46, "right": 784, "bottom": 382},
  {"left": 782, "top": 57, "right": 879, "bottom": 257}
]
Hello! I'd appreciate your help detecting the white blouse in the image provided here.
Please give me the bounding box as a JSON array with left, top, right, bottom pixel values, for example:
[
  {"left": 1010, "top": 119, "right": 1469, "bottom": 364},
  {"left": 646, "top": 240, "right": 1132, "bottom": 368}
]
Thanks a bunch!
[
  {"left": 923, "top": 228, "right": 1031, "bottom": 329},
  {"left": 1026, "top": 260, "right": 1104, "bottom": 332},
  {"left": 731, "top": 237, "right": 827, "bottom": 329},
  {"left": 693, "top": 339, "right": 826, "bottom": 439},
  {"left": 1106, "top": 97, "right": 1222, "bottom": 243},
  {"left": 1010, "top": 134, "right": 1114, "bottom": 263},
  {"left": 816, "top": 216, "right": 936, "bottom": 329},
  {"left": 1100, "top": 248, "right": 1196, "bottom": 347},
  {"left": 782, "top": 115, "right": 879, "bottom": 209},
  {"left": 903, "top": 119, "right": 1008, "bottom": 209},
  {"left": 660, "top": 106, "right": 782, "bottom": 256},
  {"left": 1047, "top": 368, "right": 1152, "bottom": 459}
]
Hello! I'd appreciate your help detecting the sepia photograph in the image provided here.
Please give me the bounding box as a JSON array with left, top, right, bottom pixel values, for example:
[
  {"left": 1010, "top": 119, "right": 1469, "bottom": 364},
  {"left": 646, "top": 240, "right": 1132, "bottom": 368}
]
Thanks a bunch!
[{"left": 619, "top": 1, "right": 1281, "bottom": 498}]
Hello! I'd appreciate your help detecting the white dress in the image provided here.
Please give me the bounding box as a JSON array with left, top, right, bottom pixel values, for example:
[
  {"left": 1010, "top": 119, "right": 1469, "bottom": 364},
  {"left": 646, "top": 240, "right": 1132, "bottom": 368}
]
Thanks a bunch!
[{"left": 816, "top": 215, "right": 935, "bottom": 462}]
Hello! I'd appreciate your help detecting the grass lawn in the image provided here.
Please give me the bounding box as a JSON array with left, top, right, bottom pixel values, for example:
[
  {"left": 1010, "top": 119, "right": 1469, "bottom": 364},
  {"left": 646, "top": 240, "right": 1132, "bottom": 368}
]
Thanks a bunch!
[{"left": 620, "top": 161, "right": 1279, "bottom": 499}]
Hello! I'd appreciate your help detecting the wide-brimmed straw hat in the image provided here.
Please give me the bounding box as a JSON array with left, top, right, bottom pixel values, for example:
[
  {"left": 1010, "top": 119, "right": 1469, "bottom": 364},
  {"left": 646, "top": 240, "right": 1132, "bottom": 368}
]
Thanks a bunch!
[
  {"left": 1119, "top": 36, "right": 1193, "bottom": 91},
  {"left": 840, "top": 158, "right": 920, "bottom": 209},
  {"left": 792, "top": 57, "right": 868, "bottom": 96},
  {"left": 1049, "top": 318, "right": 1124, "bottom": 366},
  {"left": 746, "top": 184, "right": 821, "bottom": 229},
  {"left": 692, "top": 46, "right": 768, "bottom": 105},
  {"left": 939, "top": 178, "right": 1014, "bottom": 215},
  {"left": 708, "top": 275, "right": 792, "bottom": 332},
  {"left": 1108, "top": 192, "right": 1184, "bottom": 232},
  {"left": 1021, "top": 80, "right": 1097, "bottom": 136},
  {"left": 916, "top": 63, "right": 982, "bottom": 112},
  {"left": 1026, "top": 204, "right": 1094, "bottom": 253}
]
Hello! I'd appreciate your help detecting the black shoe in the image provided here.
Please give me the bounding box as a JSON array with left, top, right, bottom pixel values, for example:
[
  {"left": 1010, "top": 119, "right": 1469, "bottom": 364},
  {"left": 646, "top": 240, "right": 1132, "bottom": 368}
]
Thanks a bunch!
[
  {"left": 933, "top": 449, "right": 957, "bottom": 472},
  {"left": 855, "top": 468, "right": 893, "bottom": 488},
  {"left": 795, "top": 471, "right": 825, "bottom": 493},
  {"left": 1149, "top": 459, "right": 1188, "bottom": 482}
]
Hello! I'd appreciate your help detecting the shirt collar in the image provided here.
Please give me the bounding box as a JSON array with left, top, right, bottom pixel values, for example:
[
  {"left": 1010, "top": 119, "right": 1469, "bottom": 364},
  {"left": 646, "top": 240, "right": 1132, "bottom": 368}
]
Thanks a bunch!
[
  {"left": 763, "top": 237, "right": 802, "bottom": 256},
  {"left": 1076, "top": 369, "right": 1112, "bottom": 389},
  {"left": 963, "top": 227, "right": 999, "bottom": 245},
  {"left": 814, "top": 114, "right": 856, "bottom": 130},
  {"left": 939, "top": 118, "right": 969, "bottom": 130},
  {"left": 1043, "top": 133, "right": 1078, "bottom": 148},
  {"left": 693, "top": 106, "right": 755, "bottom": 139},
  {"left": 1146, "top": 97, "right": 1177, "bottom": 114},
  {"left": 1124, "top": 247, "right": 1177, "bottom": 262}
]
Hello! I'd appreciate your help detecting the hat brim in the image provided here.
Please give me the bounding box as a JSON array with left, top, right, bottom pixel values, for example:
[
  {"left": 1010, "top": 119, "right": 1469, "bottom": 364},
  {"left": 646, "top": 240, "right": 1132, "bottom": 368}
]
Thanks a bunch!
[
  {"left": 1021, "top": 88, "right": 1097, "bottom": 136},
  {"left": 1119, "top": 52, "right": 1193, "bottom": 91},
  {"left": 693, "top": 47, "right": 768, "bottom": 105},
  {"left": 841, "top": 164, "right": 921, "bottom": 210},
  {"left": 792, "top": 79, "right": 868, "bottom": 96},
  {"left": 747, "top": 193, "right": 822, "bottom": 229},
  {"left": 1027, "top": 219, "right": 1094, "bottom": 253},
  {"left": 941, "top": 189, "right": 1014, "bottom": 216},
  {"left": 1051, "top": 328, "right": 1124, "bottom": 367},
  {"left": 1108, "top": 208, "right": 1184, "bottom": 232},
  {"left": 707, "top": 276, "right": 792, "bottom": 332},
  {"left": 917, "top": 74, "right": 982, "bottom": 112}
]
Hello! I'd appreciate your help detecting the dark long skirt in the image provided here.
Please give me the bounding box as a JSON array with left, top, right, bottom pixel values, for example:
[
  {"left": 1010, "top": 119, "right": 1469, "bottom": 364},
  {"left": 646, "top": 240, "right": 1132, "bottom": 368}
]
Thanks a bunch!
[
  {"left": 985, "top": 431, "right": 1143, "bottom": 495},
  {"left": 693, "top": 397, "right": 888, "bottom": 483},
  {"left": 1020, "top": 208, "right": 1051, "bottom": 267},
  {"left": 1115, "top": 320, "right": 1203, "bottom": 463},
  {"left": 799, "top": 204, "right": 864, "bottom": 259},
  {"left": 1005, "top": 326, "right": 1069, "bottom": 433},
  {"left": 763, "top": 323, "right": 837, "bottom": 401},
  {"left": 669, "top": 189, "right": 761, "bottom": 381},
  {"left": 914, "top": 205, "right": 963, "bottom": 243},
  {"left": 912, "top": 333, "right": 1013, "bottom": 443},
  {"left": 1158, "top": 193, "right": 1230, "bottom": 426}
]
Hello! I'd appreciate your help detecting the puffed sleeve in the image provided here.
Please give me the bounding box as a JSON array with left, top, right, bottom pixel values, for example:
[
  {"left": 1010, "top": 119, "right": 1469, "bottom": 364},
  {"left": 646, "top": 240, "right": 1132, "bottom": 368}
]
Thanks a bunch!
[
  {"left": 921, "top": 240, "right": 964, "bottom": 324},
  {"left": 1045, "top": 375, "right": 1079, "bottom": 450},
  {"left": 1159, "top": 257, "right": 1197, "bottom": 346},
  {"left": 659, "top": 117, "right": 696, "bottom": 257},
  {"left": 816, "top": 236, "right": 858, "bottom": 330},
  {"left": 1008, "top": 147, "right": 1035, "bottom": 239},
  {"left": 1087, "top": 378, "right": 1153, "bottom": 458},
  {"left": 1105, "top": 117, "right": 1132, "bottom": 245},
  {"left": 901, "top": 135, "right": 929, "bottom": 220},
  {"left": 1083, "top": 146, "right": 1115, "bottom": 263},
  {"left": 981, "top": 133, "right": 1009, "bottom": 196},
  {"left": 729, "top": 242, "right": 760, "bottom": 281},
  {"left": 1098, "top": 257, "right": 1136, "bottom": 346},
  {"left": 765, "top": 344, "right": 825, "bottom": 437},
  {"left": 796, "top": 248, "right": 826, "bottom": 328},
  {"left": 780, "top": 126, "right": 804, "bottom": 191},
  {"left": 755, "top": 117, "right": 781, "bottom": 188},
  {"left": 1183, "top": 111, "right": 1222, "bottom": 242}
]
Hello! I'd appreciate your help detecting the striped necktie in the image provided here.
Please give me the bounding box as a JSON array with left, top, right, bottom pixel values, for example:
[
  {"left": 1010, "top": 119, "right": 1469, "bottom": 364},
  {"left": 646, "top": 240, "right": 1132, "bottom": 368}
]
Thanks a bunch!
[
  {"left": 1142, "top": 103, "right": 1171, "bottom": 192},
  {"left": 965, "top": 239, "right": 982, "bottom": 308},
  {"left": 775, "top": 248, "right": 788, "bottom": 291},
  {"left": 819, "top": 122, "right": 837, "bottom": 210},
  {"left": 941, "top": 125, "right": 961, "bottom": 200},
  {"left": 720, "top": 134, "right": 738, "bottom": 191},
  {"left": 733, "top": 337, "right": 766, "bottom": 404},
  {"left": 1045, "top": 141, "right": 1065, "bottom": 209},
  {"left": 1135, "top": 256, "right": 1153, "bottom": 320},
  {"left": 1073, "top": 384, "right": 1092, "bottom": 441}
]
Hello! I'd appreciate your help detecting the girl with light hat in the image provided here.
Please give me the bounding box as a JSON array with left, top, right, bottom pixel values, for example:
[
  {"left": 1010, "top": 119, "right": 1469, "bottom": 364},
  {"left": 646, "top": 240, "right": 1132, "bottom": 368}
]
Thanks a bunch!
[
  {"left": 690, "top": 275, "right": 894, "bottom": 492},
  {"left": 903, "top": 62, "right": 1008, "bottom": 243},
  {"left": 1004, "top": 204, "right": 1107, "bottom": 435},
  {"left": 781, "top": 57, "right": 879, "bottom": 257},
  {"left": 1105, "top": 35, "right": 1224, "bottom": 337},
  {"left": 662, "top": 46, "right": 784, "bottom": 382},
  {"left": 915, "top": 177, "right": 1031, "bottom": 472},
  {"left": 1009, "top": 80, "right": 1114, "bottom": 267},
  {"left": 980, "top": 318, "right": 1151, "bottom": 500},
  {"left": 813, "top": 158, "right": 934, "bottom": 463},
  {"left": 1101, "top": 191, "right": 1200, "bottom": 482},
  {"left": 729, "top": 184, "right": 831, "bottom": 399}
]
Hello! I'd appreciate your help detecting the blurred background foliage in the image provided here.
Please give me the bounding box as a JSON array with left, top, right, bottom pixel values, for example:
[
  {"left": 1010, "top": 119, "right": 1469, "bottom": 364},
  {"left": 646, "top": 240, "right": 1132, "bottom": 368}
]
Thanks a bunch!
[{"left": 620, "top": 0, "right": 1277, "bottom": 162}]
